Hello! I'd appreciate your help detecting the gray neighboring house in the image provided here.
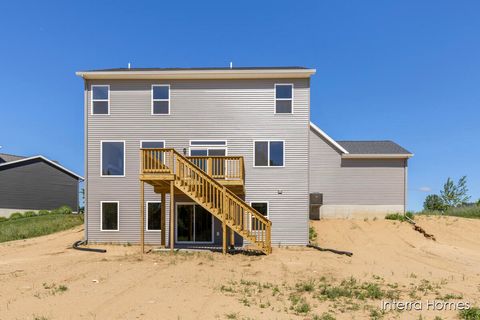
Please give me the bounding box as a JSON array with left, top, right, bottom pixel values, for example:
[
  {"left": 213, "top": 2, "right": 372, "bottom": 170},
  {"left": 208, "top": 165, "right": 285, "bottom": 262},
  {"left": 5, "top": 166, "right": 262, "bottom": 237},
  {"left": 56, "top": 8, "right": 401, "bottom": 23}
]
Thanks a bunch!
[
  {"left": 0, "top": 153, "right": 83, "bottom": 217},
  {"left": 76, "top": 66, "right": 412, "bottom": 251}
]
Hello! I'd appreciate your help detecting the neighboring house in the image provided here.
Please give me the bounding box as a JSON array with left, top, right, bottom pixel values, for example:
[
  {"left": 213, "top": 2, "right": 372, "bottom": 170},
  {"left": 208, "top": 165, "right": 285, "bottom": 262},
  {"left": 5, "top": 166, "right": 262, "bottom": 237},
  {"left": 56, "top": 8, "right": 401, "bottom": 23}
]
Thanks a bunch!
[
  {"left": 0, "top": 153, "right": 83, "bottom": 217},
  {"left": 76, "top": 67, "right": 412, "bottom": 254}
]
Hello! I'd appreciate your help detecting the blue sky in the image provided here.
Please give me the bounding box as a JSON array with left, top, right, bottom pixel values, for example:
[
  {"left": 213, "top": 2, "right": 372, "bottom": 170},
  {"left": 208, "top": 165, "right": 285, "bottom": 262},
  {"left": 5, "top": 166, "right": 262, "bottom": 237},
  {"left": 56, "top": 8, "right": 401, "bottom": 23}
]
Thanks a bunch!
[{"left": 0, "top": 1, "right": 478, "bottom": 210}]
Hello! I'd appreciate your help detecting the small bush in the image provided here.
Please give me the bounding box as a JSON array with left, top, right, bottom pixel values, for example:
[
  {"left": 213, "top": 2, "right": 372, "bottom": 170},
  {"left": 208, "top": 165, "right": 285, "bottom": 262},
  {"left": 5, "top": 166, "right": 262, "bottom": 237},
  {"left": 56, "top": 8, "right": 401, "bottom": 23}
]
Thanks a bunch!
[
  {"left": 0, "top": 216, "right": 7, "bottom": 222},
  {"left": 385, "top": 212, "right": 413, "bottom": 222},
  {"left": 23, "top": 211, "right": 38, "bottom": 218},
  {"left": 9, "top": 212, "right": 24, "bottom": 220},
  {"left": 52, "top": 206, "right": 72, "bottom": 215},
  {"left": 38, "top": 210, "right": 51, "bottom": 216},
  {"left": 309, "top": 225, "right": 318, "bottom": 242},
  {"left": 459, "top": 306, "right": 480, "bottom": 320}
]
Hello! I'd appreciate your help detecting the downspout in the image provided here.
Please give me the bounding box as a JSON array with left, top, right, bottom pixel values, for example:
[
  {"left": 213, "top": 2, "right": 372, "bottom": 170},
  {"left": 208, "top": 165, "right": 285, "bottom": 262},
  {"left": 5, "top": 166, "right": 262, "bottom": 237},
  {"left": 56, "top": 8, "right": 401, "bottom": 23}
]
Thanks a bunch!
[
  {"left": 84, "top": 79, "right": 88, "bottom": 242},
  {"left": 404, "top": 159, "right": 408, "bottom": 215}
]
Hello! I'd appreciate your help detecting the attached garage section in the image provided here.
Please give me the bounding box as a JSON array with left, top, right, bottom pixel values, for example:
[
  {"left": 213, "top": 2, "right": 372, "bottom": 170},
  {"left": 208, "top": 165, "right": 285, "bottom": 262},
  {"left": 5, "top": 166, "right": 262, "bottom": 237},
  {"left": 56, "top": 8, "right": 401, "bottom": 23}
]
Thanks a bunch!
[{"left": 309, "top": 123, "right": 412, "bottom": 219}]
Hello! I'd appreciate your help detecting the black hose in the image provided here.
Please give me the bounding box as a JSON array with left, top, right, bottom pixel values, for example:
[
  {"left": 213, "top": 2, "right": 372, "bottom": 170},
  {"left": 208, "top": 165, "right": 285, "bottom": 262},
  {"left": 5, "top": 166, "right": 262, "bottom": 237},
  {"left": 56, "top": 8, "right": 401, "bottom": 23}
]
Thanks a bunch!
[
  {"left": 307, "top": 243, "right": 353, "bottom": 257},
  {"left": 73, "top": 240, "right": 106, "bottom": 253}
]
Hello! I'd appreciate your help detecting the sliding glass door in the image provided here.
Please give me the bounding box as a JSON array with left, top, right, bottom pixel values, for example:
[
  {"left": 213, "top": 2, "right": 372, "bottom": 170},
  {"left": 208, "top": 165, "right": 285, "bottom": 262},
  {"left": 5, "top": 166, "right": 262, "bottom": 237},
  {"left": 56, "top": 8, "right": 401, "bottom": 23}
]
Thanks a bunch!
[{"left": 176, "top": 204, "right": 213, "bottom": 243}]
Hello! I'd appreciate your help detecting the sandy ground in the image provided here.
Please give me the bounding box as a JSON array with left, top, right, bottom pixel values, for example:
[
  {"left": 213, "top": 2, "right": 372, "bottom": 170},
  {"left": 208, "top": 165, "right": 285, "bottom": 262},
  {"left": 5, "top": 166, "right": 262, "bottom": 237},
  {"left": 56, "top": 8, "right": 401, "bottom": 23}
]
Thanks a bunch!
[{"left": 0, "top": 216, "right": 479, "bottom": 320}]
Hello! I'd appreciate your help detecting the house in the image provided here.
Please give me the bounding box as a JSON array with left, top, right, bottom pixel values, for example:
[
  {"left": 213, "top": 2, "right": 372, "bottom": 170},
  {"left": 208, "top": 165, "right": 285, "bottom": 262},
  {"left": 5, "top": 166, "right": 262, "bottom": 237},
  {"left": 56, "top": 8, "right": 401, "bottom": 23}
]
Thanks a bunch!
[
  {"left": 0, "top": 153, "right": 83, "bottom": 217},
  {"left": 76, "top": 66, "right": 412, "bottom": 254}
]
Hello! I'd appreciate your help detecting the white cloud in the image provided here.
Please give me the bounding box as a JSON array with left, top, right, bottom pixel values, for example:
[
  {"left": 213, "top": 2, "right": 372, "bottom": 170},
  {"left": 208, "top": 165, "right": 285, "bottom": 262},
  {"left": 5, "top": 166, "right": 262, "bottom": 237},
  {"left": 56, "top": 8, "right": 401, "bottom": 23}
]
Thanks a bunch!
[{"left": 419, "top": 186, "right": 432, "bottom": 192}]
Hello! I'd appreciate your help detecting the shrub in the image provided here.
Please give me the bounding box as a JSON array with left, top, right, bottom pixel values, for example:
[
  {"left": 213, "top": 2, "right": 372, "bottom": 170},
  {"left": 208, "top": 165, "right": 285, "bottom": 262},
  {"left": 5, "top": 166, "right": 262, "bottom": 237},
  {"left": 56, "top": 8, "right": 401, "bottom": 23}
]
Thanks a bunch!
[
  {"left": 23, "top": 211, "right": 38, "bottom": 218},
  {"left": 424, "top": 194, "right": 446, "bottom": 211},
  {"left": 0, "top": 216, "right": 7, "bottom": 222},
  {"left": 51, "top": 206, "right": 72, "bottom": 215},
  {"left": 309, "top": 225, "right": 318, "bottom": 242},
  {"left": 9, "top": 212, "right": 24, "bottom": 220},
  {"left": 38, "top": 210, "right": 51, "bottom": 216},
  {"left": 459, "top": 306, "right": 480, "bottom": 320},
  {"left": 385, "top": 213, "right": 413, "bottom": 222}
]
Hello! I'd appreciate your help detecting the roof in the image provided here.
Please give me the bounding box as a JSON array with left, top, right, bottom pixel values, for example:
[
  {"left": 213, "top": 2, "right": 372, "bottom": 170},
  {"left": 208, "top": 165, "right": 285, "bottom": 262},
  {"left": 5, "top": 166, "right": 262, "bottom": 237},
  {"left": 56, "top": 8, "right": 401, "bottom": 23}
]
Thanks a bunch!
[
  {"left": 76, "top": 66, "right": 316, "bottom": 80},
  {"left": 83, "top": 66, "right": 310, "bottom": 72},
  {"left": 309, "top": 122, "right": 349, "bottom": 154},
  {"left": 337, "top": 141, "right": 412, "bottom": 156},
  {"left": 0, "top": 153, "right": 26, "bottom": 164},
  {"left": 310, "top": 122, "right": 413, "bottom": 159},
  {"left": 0, "top": 155, "right": 84, "bottom": 180}
]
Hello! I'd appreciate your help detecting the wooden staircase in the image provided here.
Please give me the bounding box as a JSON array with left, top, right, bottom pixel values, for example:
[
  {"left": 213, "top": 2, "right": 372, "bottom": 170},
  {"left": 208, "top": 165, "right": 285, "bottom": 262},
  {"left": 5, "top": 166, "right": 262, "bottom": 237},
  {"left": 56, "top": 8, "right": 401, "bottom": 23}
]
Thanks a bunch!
[{"left": 140, "top": 148, "right": 272, "bottom": 254}]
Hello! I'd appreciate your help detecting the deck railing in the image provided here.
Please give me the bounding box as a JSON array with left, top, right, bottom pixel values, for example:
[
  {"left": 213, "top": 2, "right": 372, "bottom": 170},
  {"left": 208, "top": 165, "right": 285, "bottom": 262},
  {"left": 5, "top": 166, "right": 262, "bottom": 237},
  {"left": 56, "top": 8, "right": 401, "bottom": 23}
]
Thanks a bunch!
[{"left": 187, "top": 156, "right": 244, "bottom": 180}]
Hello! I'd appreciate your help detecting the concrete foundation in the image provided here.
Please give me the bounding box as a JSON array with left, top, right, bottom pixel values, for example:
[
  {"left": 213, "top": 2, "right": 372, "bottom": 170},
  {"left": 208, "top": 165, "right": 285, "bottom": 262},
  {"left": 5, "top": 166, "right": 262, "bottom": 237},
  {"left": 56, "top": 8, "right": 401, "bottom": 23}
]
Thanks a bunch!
[{"left": 319, "top": 205, "right": 405, "bottom": 219}]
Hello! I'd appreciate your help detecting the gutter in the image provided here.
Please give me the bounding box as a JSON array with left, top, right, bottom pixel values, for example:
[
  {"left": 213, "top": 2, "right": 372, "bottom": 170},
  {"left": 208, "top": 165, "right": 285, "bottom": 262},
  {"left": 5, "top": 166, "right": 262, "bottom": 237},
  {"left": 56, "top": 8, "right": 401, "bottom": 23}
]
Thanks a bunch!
[{"left": 341, "top": 153, "right": 414, "bottom": 159}]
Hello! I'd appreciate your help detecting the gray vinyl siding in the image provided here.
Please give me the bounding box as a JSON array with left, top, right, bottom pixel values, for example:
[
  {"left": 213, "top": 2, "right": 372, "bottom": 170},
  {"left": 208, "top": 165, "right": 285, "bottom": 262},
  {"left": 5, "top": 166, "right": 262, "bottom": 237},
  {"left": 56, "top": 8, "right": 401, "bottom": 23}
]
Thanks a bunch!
[
  {"left": 0, "top": 159, "right": 79, "bottom": 211},
  {"left": 309, "top": 129, "right": 406, "bottom": 205},
  {"left": 85, "top": 79, "right": 310, "bottom": 245}
]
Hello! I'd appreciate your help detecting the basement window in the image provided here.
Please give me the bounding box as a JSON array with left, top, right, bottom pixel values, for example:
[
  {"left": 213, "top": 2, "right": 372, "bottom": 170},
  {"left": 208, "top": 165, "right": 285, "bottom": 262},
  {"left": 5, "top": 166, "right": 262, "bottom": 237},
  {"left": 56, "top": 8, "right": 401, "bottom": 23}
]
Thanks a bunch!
[
  {"left": 101, "top": 201, "right": 119, "bottom": 231},
  {"left": 152, "top": 85, "right": 170, "bottom": 115},
  {"left": 254, "top": 141, "right": 284, "bottom": 167},
  {"left": 275, "top": 84, "right": 293, "bottom": 114},
  {"left": 146, "top": 202, "right": 161, "bottom": 231},
  {"left": 92, "top": 85, "right": 110, "bottom": 114}
]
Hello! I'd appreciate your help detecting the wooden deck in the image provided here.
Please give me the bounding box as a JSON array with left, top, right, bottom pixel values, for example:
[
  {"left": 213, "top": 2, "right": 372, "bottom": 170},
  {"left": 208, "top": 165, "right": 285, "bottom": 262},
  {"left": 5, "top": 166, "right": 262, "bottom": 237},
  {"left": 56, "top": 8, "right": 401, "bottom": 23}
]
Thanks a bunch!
[{"left": 139, "top": 148, "right": 272, "bottom": 255}]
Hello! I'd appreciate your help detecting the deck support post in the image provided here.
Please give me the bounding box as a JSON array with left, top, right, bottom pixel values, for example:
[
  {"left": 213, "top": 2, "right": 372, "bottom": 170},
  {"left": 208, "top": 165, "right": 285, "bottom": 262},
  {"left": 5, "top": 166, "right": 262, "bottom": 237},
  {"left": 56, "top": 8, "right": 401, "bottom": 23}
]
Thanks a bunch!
[
  {"left": 170, "top": 181, "right": 175, "bottom": 253},
  {"left": 140, "top": 180, "right": 145, "bottom": 254},
  {"left": 222, "top": 221, "right": 227, "bottom": 255},
  {"left": 161, "top": 192, "right": 166, "bottom": 247},
  {"left": 230, "top": 227, "right": 235, "bottom": 249}
]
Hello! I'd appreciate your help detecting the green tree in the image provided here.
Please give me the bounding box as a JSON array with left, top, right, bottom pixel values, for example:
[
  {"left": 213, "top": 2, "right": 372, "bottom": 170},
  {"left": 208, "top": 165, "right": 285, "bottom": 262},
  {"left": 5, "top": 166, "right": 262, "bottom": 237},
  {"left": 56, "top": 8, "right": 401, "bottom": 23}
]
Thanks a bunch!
[
  {"left": 440, "top": 176, "right": 470, "bottom": 208},
  {"left": 423, "top": 194, "right": 445, "bottom": 211}
]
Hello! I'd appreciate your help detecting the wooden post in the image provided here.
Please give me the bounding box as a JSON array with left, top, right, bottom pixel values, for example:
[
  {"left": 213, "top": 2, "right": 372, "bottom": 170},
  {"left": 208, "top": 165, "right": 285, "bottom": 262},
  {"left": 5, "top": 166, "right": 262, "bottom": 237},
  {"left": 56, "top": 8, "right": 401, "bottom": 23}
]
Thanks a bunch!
[
  {"left": 230, "top": 227, "right": 235, "bottom": 249},
  {"left": 207, "top": 157, "right": 212, "bottom": 176},
  {"left": 170, "top": 181, "right": 175, "bottom": 252},
  {"left": 161, "top": 192, "right": 166, "bottom": 247},
  {"left": 222, "top": 220, "right": 227, "bottom": 255},
  {"left": 140, "top": 180, "right": 145, "bottom": 254}
]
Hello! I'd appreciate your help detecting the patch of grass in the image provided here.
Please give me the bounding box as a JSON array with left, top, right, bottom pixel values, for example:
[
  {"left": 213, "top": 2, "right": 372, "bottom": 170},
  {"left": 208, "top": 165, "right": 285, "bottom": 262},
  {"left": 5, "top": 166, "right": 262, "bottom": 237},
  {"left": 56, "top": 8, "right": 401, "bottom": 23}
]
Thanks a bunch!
[
  {"left": 0, "top": 214, "right": 83, "bottom": 243},
  {"left": 296, "top": 279, "right": 315, "bottom": 292},
  {"left": 294, "top": 299, "right": 310, "bottom": 314},
  {"left": 225, "top": 312, "right": 239, "bottom": 319},
  {"left": 420, "top": 205, "right": 480, "bottom": 219},
  {"left": 313, "top": 313, "right": 336, "bottom": 320},
  {"left": 385, "top": 212, "right": 414, "bottom": 222},
  {"left": 309, "top": 225, "right": 318, "bottom": 243},
  {"left": 459, "top": 306, "right": 480, "bottom": 320}
]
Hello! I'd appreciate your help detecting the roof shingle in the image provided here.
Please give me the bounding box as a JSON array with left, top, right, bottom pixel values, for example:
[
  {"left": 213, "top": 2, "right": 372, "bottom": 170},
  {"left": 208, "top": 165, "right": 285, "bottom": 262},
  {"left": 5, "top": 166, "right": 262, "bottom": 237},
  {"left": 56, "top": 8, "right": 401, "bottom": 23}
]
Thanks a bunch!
[{"left": 336, "top": 141, "right": 412, "bottom": 155}]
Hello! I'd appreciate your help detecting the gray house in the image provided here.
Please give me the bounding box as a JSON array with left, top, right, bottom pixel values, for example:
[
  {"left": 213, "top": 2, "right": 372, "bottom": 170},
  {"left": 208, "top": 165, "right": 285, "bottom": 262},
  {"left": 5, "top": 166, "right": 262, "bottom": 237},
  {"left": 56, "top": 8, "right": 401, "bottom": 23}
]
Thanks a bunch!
[
  {"left": 0, "top": 153, "right": 83, "bottom": 217},
  {"left": 76, "top": 66, "right": 411, "bottom": 254}
]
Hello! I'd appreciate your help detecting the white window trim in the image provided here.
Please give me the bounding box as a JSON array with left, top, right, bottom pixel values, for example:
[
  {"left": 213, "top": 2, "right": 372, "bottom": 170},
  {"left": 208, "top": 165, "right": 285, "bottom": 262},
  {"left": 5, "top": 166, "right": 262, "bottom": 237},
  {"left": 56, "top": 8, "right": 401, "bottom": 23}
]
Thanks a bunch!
[
  {"left": 151, "top": 84, "right": 170, "bottom": 115},
  {"left": 139, "top": 140, "right": 166, "bottom": 149},
  {"left": 249, "top": 201, "right": 269, "bottom": 231},
  {"left": 100, "top": 140, "right": 126, "bottom": 177},
  {"left": 146, "top": 201, "right": 162, "bottom": 232},
  {"left": 189, "top": 140, "right": 228, "bottom": 156},
  {"left": 100, "top": 201, "right": 119, "bottom": 232},
  {"left": 91, "top": 85, "right": 110, "bottom": 115},
  {"left": 274, "top": 83, "right": 294, "bottom": 114},
  {"left": 252, "top": 140, "right": 285, "bottom": 168},
  {"left": 175, "top": 202, "right": 214, "bottom": 244}
]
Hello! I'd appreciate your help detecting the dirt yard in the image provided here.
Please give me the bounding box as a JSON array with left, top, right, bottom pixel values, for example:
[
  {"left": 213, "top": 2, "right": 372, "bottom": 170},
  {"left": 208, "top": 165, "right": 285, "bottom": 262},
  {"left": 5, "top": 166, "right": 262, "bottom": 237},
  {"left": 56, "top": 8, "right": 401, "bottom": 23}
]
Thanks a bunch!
[{"left": 1, "top": 216, "right": 479, "bottom": 320}]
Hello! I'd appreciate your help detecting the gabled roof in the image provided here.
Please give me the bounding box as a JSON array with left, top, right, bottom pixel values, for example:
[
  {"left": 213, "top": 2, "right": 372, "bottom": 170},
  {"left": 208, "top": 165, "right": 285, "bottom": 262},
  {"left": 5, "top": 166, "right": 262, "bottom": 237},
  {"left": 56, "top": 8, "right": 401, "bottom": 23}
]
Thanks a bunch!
[
  {"left": 76, "top": 66, "right": 316, "bottom": 80},
  {"left": 0, "top": 155, "right": 84, "bottom": 180},
  {"left": 0, "top": 153, "right": 26, "bottom": 164},
  {"left": 337, "top": 141, "right": 412, "bottom": 156},
  {"left": 309, "top": 122, "right": 413, "bottom": 159}
]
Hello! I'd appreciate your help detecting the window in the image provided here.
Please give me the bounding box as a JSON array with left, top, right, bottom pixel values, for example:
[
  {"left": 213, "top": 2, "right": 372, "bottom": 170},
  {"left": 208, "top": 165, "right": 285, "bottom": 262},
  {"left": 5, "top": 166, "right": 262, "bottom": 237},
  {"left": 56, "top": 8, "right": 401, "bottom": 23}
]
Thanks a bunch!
[
  {"left": 101, "top": 202, "right": 119, "bottom": 231},
  {"left": 92, "top": 85, "right": 110, "bottom": 114},
  {"left": 146, "top": 202, "right": 161, "bottom": 231},
  {"left": 275, "top": 84, "right": 293, "bottom": 114},
  {"left": 152, "top": 85, "right": 170, "bottom": 115},
  {"left": 101, "top": 141, "right": 125, "bottom": 176},
  {"left": 254, "top": 141, "right": 284, "bottom": 167},
  {"left": 189, "top": 141, "right": 227, "bottom": 156},
  {"left": 251, "top": 202, "right": 268, "bottom": 230},
  {"left": 141, "top": 141, "right": 165, "bottom": 149}
]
